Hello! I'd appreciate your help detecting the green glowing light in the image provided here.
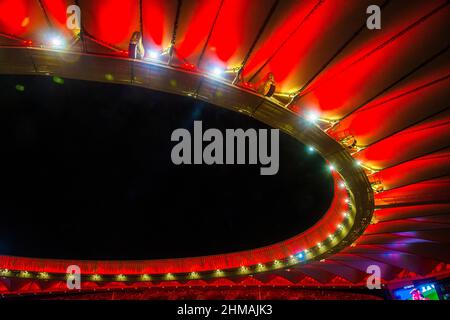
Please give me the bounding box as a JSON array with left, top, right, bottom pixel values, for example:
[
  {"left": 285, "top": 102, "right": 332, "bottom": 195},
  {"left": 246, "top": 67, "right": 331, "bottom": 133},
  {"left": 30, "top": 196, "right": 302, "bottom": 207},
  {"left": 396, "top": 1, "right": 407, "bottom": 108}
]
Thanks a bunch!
[{"left": 52, "top": 76, "right": 64, "bottom": 85}]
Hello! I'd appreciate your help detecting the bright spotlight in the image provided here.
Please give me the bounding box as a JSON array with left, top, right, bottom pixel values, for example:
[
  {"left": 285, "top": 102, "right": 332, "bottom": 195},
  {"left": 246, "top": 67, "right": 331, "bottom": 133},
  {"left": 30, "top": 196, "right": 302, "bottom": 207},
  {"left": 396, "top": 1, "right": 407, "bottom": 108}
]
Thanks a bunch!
[
  {"left": 339, "top": 182, "right": 346, "bottom": 189},
  {"left": 307, "top": 146, "right": 315, "bottom": 153},
  {"left": 356, "top": 160, "right": 362, "bottom": 166},
  {"left": 305, "top": 111, "right": 320, "bottom": 123},
  {"left": 297, "top": 252, "right": 304, "bottom": 259},
  {"left": 329, "top": 164, "right": 335, "bottom": 171},
  {"left": 211, "top": 67, "right": 223, "bottom": 76},
  {"left": 148, "top": 50, "right": 159, "bottom": 59},
  {"left": 50, "top": 36, "right": 65, "bottom": 48}
]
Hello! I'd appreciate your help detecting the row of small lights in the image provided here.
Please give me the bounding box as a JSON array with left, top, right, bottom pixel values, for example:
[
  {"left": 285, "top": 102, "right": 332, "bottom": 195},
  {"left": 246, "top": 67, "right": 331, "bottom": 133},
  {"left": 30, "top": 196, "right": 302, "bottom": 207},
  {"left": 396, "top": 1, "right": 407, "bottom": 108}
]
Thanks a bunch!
[
  {"left": 2, "top": 242, "right": 355, "bottom": 282},
  {"left": 0, "top": 109, "right": 370, "bottom": 284},
  {"left": 0, "top": 161, "right": 367, "bottom": 282},
  {"left": 0, "top": 110, "right": 355, "bottom": 284},
  {"left": 0, "top": 166, "right": 354, "bottom": 282},
  {"left": 0, "top": 142, "right": 354, "bottom": 281},
  {"left": 10, "top": 34, "right": 358, "bottom": 283}
]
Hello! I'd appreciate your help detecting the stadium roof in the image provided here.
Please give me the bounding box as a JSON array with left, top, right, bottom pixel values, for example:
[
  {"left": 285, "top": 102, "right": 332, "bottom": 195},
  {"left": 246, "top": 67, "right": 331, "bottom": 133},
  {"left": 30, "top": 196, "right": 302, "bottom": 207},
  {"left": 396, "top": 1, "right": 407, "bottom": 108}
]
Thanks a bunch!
[{"left": 0, "top": 0, "right": 449, "bottom": 294}]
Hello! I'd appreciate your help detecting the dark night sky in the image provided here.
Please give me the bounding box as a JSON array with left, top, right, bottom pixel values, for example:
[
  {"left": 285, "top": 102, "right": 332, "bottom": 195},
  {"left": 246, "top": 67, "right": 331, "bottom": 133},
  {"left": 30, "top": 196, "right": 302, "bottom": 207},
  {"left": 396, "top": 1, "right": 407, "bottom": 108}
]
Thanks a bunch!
[{"left": 0, "top": 75, "right": 333, "bottom": 260}]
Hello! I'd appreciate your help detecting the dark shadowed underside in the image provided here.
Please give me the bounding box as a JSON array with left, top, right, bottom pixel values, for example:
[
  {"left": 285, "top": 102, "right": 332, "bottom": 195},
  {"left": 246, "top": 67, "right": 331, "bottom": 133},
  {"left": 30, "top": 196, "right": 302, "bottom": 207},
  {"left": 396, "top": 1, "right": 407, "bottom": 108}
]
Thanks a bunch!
[{"left": 0, "top": 75, "right": 333, "bottom": 260}]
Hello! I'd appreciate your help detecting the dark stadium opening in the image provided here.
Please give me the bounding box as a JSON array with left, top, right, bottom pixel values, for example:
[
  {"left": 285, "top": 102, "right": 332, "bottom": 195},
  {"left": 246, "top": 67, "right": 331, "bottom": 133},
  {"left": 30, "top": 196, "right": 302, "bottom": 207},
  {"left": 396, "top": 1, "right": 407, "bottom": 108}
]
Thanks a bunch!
[{"left": 0, "top": 75, "right": 334, "bottom": 260}]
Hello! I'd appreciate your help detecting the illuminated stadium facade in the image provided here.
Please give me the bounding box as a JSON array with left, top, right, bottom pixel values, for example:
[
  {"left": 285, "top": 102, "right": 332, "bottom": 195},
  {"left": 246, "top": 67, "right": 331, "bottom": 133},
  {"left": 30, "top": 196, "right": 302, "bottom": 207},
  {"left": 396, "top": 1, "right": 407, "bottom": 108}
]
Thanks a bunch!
[{"left": 0, "top": 0, "right": 449, "bottom": 299}]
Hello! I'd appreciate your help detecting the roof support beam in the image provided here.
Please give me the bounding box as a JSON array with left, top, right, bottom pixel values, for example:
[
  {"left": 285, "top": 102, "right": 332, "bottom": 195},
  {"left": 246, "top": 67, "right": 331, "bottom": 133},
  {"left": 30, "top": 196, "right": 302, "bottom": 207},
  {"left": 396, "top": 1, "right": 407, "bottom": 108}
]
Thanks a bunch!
[
  {"left": 196, "top": 0, "right": 225, "bottom": 68},
  {"left": 233, "top": 0, "right": 280, "bottom": 84},
  {"left": 248, "top": 0, "right": 325, "bottom": 83},
  {"left": 169, "top": 0, "right": 183, "bottom": 65}
]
